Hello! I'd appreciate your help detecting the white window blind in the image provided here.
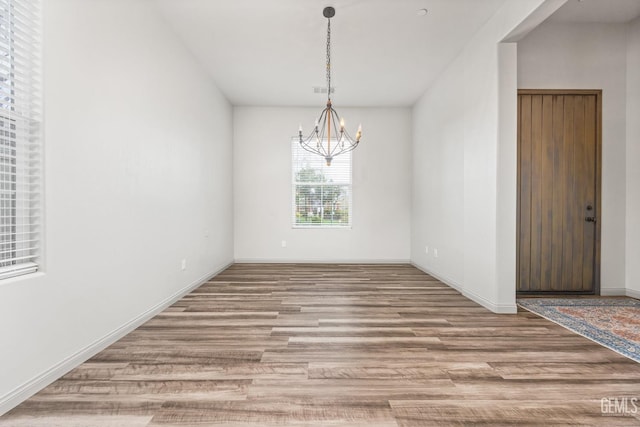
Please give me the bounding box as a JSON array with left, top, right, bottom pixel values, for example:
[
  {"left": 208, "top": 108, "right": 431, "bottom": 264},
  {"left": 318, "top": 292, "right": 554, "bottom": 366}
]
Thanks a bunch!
[
  {"left": 0, "top": 0, "right": 41, "bottom": 280},
  {"left": 292, "top": 138, "right": 352, "bottom": 228}
]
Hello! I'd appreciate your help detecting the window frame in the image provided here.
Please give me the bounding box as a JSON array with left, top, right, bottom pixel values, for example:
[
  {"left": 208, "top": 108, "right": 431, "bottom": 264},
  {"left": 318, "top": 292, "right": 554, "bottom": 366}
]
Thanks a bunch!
[
  {"left": 291, "top": 138, "right": 352, "bottom": 229},
  {"left": 0, "top": 0, "right": 42, "bottom": 281}
]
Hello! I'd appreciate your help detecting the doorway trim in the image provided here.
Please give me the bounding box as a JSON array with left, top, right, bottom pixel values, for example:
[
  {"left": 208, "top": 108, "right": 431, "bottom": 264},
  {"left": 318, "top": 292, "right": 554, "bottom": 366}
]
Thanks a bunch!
[{"left": 516, "top": 89, "right": 602, "bottom": 295}]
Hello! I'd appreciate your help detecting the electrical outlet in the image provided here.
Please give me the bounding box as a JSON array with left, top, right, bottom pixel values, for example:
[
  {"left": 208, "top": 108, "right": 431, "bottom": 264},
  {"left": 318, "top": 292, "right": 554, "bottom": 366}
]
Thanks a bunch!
[
  {"left": 281, "top": 240, "right": 287, "bottom": 248},
  {"left": 425, "top": 246, "right": 429, "bottom": 254},
  {"left": 181, "top": 259, "right": 187, "bottom": 271},
  {"left": 434, "top": 249, "right": 438, "bottom": 258}
]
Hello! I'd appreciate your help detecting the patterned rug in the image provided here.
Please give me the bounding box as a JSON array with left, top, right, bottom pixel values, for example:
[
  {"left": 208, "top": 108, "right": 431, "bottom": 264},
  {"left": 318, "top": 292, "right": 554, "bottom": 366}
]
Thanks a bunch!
[{"left": 517, "top": 298, "right": 640, "bottom": 363}]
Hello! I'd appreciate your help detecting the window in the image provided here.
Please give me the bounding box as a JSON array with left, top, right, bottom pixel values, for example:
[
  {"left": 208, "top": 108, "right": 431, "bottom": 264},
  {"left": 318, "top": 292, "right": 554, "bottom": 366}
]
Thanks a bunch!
[
  {"left": 0, "top": 0, "right": 42, "bottom": 280},
  {"left": 292, "top": 138, "right": 351, "bottom": 227}
]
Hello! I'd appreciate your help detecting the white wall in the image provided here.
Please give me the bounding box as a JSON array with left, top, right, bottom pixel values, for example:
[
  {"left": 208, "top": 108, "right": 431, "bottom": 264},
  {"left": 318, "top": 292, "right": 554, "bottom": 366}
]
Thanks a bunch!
[
  {"left": 411, "top": 0, "right": 556, "bottom": 313},
  {"left": 234, "top": 107, "right": 411, "bottom": 262},
  {"left": 518, "top": 21, "right": 628, "bottom": 293},
  {"left": 0, "top": 0, "right": 233, "bottom": 412},
  {"left": 627, "top": 17, "right": 640, "bottom": 298},
  {"left": 412, "top": 66, "right": 465, "bottom": 286}
]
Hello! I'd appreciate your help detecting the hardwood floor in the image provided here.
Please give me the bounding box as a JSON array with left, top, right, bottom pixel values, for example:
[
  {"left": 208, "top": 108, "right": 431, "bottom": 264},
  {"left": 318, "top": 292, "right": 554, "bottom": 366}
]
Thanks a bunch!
[{"left": 2, "top": 264, "right": 639, "bottom": 426}]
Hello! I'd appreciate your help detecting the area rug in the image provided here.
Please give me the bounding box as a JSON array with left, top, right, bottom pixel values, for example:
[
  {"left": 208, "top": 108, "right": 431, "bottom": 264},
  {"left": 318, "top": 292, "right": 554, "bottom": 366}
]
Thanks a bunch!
[{"left": 517, "top": 298, "right": 640, "bottom": 363}]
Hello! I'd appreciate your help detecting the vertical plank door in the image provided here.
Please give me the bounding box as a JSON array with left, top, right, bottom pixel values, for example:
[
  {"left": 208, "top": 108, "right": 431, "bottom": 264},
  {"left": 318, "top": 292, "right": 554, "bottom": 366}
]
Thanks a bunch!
[{"left": 517, "top": 91, "right": 601, "bottom": 293}]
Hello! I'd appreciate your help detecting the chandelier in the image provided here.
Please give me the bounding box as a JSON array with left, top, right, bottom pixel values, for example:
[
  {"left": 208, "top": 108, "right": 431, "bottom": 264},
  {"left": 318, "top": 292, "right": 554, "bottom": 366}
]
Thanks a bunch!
[{"left": 298, "top": 6, "right": 362, "bottom": 167}]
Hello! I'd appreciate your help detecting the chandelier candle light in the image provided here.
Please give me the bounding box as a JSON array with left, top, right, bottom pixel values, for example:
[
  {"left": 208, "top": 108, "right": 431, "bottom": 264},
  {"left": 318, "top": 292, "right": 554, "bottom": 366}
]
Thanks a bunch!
[{"left": 298, "top": 6, "right": 362, "bottom": 167}]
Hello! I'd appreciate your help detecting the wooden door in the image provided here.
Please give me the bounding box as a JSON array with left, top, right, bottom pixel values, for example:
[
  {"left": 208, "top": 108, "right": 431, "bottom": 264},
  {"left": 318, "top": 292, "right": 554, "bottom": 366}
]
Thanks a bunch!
[{"left": 517, "top": 90, "right": 601, "bottom": 294}]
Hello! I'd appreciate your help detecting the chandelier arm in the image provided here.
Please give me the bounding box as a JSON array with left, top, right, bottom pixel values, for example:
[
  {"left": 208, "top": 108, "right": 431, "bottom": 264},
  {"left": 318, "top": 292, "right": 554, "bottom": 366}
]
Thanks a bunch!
[
  {"left": 335, "top": 140, "right": 359, "bottom": 156},
  {"left": 300, "top": 141, "right": 327, "bottom": 157},
  {"left": 340, "top": 129, "right": 358, "bottom": 144},
  {"left": 300, "top": 130, "right": 328, "bottom": 157},
  {"left": 327, "top": 106, "right": 359, "bottom": 157},
  {"left": 300, "top": 107, "right": 332, "bottom": 157},
  {"left": 340, "top": 141, "right": 360, "bottom": 154}
]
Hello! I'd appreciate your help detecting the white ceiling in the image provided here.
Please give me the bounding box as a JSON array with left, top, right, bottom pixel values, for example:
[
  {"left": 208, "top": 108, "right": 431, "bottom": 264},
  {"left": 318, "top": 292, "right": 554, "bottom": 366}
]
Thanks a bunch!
[
  {"left": 549, "top": 0, "right": 640, "bottom": 23},
  {"left": 156, "top": 0, "right": 507, "bottom": 107},
  {"left": 155, "top": 0, "right": 640, "bottom": 107}
]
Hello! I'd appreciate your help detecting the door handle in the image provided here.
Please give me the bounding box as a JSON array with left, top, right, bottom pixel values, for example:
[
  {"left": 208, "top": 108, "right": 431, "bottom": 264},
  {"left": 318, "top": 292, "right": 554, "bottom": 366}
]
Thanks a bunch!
[{"left": 585, "top": 216, "right": 597, "bottom": 223}]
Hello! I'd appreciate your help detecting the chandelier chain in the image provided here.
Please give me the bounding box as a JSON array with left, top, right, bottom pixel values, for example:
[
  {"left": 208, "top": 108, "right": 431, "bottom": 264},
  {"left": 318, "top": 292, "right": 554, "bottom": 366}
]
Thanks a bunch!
[{"left": 326, "top": 17, "right": 331, "bottom": 100}]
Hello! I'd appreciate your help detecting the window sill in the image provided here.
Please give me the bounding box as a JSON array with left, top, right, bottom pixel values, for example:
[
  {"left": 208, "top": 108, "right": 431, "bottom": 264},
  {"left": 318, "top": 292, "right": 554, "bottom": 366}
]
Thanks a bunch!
[
  {"left": 0, "top": 262, "right": 38, "bottom": 281},
  {"left": 292, "top": 225, "right": 352, "bottom": 230}
]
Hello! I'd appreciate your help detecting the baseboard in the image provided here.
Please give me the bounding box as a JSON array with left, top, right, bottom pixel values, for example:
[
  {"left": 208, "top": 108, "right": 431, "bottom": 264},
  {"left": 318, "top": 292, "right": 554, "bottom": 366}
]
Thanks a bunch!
[
  {"left": 0, "top": 261, "right": 232, "bottom": 416},
  {"left": 601, "top": 288, "right": 627, "bottom": 296},
  {"left": 602, "top": 287, "right": 640, "bottom": 300},
  {"left": 462, "top": 287, "right": 518, "bottom": 314},
  {"left": 410, "top": 262, "right": 517, "bottom": 314},
  {"left": 627, "top": 288, "right": 640, "bottom": 300},
  {"left": 410, "top": 262, "right": 463, "bottom": 292},
  {"left": 234, "top": 258, "right": 411, "bottom": 264}
]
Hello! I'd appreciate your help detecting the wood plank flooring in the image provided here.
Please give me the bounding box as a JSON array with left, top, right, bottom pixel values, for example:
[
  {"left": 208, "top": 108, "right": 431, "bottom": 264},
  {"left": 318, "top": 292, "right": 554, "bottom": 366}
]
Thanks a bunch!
[{"left": 2, "top": 264, "right": 639, "bottom": 426}]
